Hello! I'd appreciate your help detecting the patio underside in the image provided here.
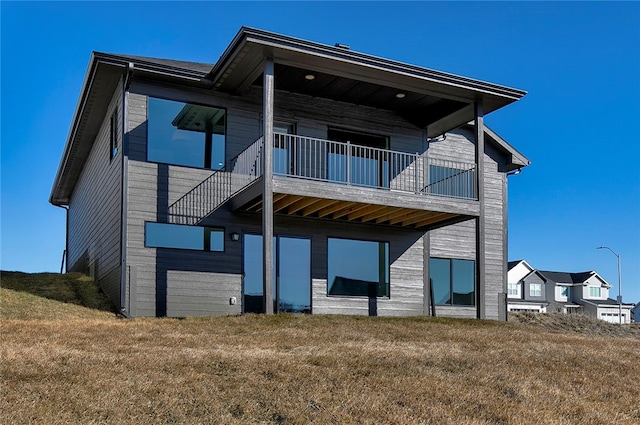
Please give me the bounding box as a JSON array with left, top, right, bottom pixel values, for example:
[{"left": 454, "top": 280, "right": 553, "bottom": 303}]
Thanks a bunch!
[{"left": 228, "top": 176, "right": 478, "bottom": 230}]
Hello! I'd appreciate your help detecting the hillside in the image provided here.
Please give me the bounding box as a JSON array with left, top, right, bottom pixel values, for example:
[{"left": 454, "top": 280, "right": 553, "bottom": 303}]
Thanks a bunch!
[{"left": 1, "top": 272, "right": 639, "bottom": 424}]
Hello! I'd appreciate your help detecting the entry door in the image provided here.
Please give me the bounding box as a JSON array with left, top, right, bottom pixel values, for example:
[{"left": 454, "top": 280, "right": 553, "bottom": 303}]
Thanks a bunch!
[{"left": 242, "top": 234, "right": 311, "bottom": 314}]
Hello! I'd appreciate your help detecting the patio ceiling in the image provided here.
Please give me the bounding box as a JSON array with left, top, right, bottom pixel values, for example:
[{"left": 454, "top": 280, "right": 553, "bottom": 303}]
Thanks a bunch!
[{"left": 210, "top": 27, "right": 526, "bottom": 137}]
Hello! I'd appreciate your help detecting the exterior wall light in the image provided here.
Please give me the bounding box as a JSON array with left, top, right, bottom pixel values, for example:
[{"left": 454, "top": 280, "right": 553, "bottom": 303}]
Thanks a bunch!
[{"left": 230, "top": 232, "right": 240, "bottom": 242}]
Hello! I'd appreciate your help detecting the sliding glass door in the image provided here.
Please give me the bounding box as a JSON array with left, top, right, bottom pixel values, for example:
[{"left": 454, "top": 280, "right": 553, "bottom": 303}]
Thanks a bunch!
[{"left": 243, "top": 234, "right": 311, "bottom": 314}]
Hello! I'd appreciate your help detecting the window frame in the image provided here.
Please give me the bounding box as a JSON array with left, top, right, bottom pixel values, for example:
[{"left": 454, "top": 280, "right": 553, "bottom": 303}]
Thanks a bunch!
[
  {"left": 144, "top": 222, "right": 225, "bottom": 252},
  {"left": 110, "top": 107, "right": 118, "bottom": 161},
  {"left": 529, "top": 283, "right": 542, "bottom": 297},
  {"left": 146, "top": 96, "right": 227, "bottom": 171},
  {"left": 429, "top": 257, "right": 476, "bottom": 306},
  {"left": 326, "top": 236, "right": 390, "bottom": 298}
]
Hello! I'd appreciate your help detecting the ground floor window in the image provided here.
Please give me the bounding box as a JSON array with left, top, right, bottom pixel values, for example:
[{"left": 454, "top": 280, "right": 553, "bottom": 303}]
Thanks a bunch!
[
  {"left": 327, "top": 238, "right": 389, "bottom": 297},
  {"left": 145, "top": 222, "right": 224, "bottom": 251},
  {"left": 429, "top": 258, "right": 475, "bottom": 306}
]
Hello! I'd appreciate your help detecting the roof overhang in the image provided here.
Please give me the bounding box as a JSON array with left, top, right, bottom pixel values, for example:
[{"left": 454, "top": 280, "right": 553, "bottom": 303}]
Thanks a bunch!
[
  {"left": 210, "top": 27, "right": 526, "bottom": 137},
  {"left": 50, "top": 53, "right": 215, "bottom": 205}
]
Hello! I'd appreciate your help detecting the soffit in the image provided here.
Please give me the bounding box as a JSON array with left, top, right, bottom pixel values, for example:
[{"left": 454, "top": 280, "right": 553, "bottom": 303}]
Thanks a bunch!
[{"left": 210, "top": 27, "right": 526, "bottom": 134}]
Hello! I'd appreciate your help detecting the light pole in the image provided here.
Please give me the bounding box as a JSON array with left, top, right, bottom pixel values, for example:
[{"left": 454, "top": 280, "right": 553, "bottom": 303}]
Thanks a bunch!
[{"left": 597, "top": 246, "right": 622, "bottom": 324}]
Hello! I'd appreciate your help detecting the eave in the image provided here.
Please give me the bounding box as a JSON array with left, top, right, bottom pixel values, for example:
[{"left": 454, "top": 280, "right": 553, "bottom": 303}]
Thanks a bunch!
[{"left": 209, "top": 27, "right": 526, "bottom": 136}]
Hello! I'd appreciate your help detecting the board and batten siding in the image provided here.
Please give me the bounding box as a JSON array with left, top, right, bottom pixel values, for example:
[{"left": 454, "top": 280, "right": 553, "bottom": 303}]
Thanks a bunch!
[
  {"left": 67, "top": 79, "right": 123, "bottom": 308},
  {"left": 123, "top": 81, "right": 509, "bottom": 319}
]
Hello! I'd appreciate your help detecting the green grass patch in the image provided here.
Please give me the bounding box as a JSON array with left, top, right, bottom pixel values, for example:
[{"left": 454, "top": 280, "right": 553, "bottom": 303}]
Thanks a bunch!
[{"left": 0, "top": 271, "right": 115, "bottom": 319}]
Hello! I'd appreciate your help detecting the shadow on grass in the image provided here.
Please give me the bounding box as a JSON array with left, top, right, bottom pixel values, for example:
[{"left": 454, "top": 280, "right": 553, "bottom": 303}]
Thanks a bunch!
[{"left": 0, "top": 271, "right": 115, "bottom": 312}]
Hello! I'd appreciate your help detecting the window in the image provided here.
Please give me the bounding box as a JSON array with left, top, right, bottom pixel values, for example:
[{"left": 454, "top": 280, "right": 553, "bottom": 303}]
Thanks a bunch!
[
  {"left": 273, "top": 122, "right": 295, "bottom": 175},
  {"left": 560, "top": 287, "right": 569, "bottom": 297},
  {"left": 145, "top": 222, "right": 223, "bottom": 251},
  {"left": 110, "top": 108, "right": 118, "bottom": 160},
  {"left": 530, "top": 283, "right": 542, "bottom": 297},
  {"left": 589, "top": 286, "right": 601, "bottom": 298},
  {"left": 327, "top": 238, "right": 389, "bottom": 297},
  {"left": 428, "top": 165, "right": 476, "bottom": 199},
  {"left": 430, "top": 258, "right": 475, "bottom": 306},
  {"left": 507, "top": 282, "right": 521, "bottom": 297},
  {"left": 147, "top": 97, "right": 225, "bottom": 170},
  {"left": 327, "top": 128, "right": 390, "bottom": 188}
]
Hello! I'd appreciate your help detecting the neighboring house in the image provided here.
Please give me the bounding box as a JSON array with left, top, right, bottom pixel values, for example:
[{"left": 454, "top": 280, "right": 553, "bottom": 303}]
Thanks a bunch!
[
  {"left": 50, "top": 27, "right": 530, "bottom": 319},
  {"left": 507, "top": 261, "right": 634, "bottom": 324},
  {"left": 630, "top": 302, "right": 640, "bottom": 323},
  {"left": 506, "top": 260, "right": 548, "bottom": 313}
]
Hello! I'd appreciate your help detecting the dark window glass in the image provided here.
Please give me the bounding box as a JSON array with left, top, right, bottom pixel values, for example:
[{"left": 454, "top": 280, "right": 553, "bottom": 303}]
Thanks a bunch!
[
  {"left": 145, "top": 222, "right": 223, "bottom": 251},
  {"left": 430, "top": 258, "right": 451, "bottom": 305},
  {"left": 147, "top": 97, "right": 225, "bottom": 170},
  {"left": 452, "top": 259, "right": 475, "bottom": 305},
  {"left": 428, "top": 165, "right": 475, "bottom": 198},
  {"left": 327, "top": 238, "right": 389, "bottom": 297},
  {"left": 110, "top": 108, "right": 118, "bottom": 160},
  {"left": 430, "top": 258, "right": 475, "bottom": 306}
]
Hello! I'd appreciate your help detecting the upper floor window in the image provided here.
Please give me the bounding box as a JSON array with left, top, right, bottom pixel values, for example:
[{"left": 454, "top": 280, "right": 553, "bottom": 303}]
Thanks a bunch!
[
  {"left": 147, "top": 97, "right": 225, "bottom": 170},
  {"left": 589, "top": 286, "right": 601, "bottom": 298},
  {"left": 529, "top": 283, "right": 542, "bottom": 297},
  {"left": 507, "top": 282, "right": 521, "bottom": 298},
  {"left": 560, "top": 287, "right": 569, "bottom": 297},
  {"left": 110, "top": 108, "right": 118, "bottom": 160},
  {"left": 430, "top": 258, "right": 475, "bottom": 306}
]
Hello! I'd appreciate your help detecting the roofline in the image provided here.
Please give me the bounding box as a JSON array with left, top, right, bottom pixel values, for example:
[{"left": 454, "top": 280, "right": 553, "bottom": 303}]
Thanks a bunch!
[
  {"left": 210, "top": 26, "right": 527, "bottom": 101},
  {"left": 50, "top": 52, "right": 214, "bottom": 205},
  {"left": 484, "top": 125, "right": 530, "bottom": 169}
]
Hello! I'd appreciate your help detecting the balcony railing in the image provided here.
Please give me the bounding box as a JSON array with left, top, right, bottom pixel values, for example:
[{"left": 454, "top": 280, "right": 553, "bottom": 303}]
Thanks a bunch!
[
  {"left": 271, "top": 133, "right": 477, "bottom": 200},
  {"left": 170, "top": 133, "right": 477, "bottom": 224}
]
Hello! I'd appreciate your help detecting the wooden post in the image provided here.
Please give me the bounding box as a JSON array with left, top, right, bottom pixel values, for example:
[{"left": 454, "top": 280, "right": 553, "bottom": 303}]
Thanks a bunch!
[
  {"left": 263, "top": 57, "right": 275, "bottom": 315},
  {"left": 475, "top": 101, "right": 485, "bottom": 319}
]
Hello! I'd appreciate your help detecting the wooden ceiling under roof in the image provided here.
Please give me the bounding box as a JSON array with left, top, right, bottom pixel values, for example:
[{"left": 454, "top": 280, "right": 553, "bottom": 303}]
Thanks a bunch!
[{"left": 238, "top": 192, "right": 460, "bottom": 230}]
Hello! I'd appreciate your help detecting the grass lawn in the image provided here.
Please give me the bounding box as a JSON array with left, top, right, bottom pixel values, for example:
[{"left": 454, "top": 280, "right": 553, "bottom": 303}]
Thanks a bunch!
[{"left": 1, "top": 272, "right": 639, "bottom": 424}]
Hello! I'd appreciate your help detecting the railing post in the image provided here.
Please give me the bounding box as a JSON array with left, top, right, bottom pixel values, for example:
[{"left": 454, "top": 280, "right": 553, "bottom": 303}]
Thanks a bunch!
[
  {"left": 346, "top": 140, "right": 351, "bottom": 185},
  {"left": 415, "top": 152, "right": 419, "bottom": 194}
]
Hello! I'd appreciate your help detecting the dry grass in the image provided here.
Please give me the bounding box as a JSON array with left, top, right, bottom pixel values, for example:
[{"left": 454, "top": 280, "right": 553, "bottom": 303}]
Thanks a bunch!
[{"left": 1, "top": 273, "right": 639, "bottom": 424}]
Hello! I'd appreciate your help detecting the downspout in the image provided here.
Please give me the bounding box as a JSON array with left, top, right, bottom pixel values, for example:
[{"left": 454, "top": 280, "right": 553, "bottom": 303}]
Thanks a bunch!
[
  {"left": 54, "top": 204, "right": 69, "bottom": 273},
  {"left": 119, "top": 63, "right": 133, "bottom": 317}
]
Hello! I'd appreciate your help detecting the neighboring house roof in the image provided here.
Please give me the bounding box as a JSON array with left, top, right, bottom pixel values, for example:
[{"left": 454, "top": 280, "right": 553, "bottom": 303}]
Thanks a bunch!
[
  {"left": 581, "top": 298, "right": 635, "bottom": 308},
  {"left": 508, "top": 259, "right": 534, "bottom": 272},
  {"left": 50, "top": 26, "right": 528, "bottom": 206},
  {"left": 537, "top": 270, "right": 608, "bottom": 286}
]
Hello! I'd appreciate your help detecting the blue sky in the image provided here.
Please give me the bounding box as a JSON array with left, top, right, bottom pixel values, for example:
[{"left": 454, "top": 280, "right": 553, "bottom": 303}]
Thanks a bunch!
[{"left": 2, "top": 2, "right": 639, "bottom": 304}]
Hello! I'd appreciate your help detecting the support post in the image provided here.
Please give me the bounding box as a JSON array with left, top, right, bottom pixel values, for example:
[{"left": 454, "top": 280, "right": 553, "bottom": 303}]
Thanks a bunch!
[
  {"left": 262, "top": 57, "right": 275, "bottom": 315},
  {"left": 474, "top": 101, "right": 485, "bottom": 319}
]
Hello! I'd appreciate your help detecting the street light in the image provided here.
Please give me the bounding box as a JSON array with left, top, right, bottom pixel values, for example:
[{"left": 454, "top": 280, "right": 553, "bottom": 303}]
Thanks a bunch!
[{"left": 597, "top": 246, "right": 622, "bottom": 324}]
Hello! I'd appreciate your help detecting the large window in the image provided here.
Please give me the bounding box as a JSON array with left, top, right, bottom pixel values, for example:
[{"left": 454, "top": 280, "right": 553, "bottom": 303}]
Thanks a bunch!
[
  {"left": 145, "top": 222, "right": 224, "bottom": 251},
  {"left": 589, "top": 286, "right": 601, "bottom": 298},
  {"left": 327, "top": 238, "right": 389, "bottom": 297},
  {"left": 147, "top": 97, "right": 226, "bottom": 170},
  {"left": 428, "top": 165, "right": 475, "bottom": 199},
  {"left": 429, "top": 258, "right": 475, "bottom": 306}
]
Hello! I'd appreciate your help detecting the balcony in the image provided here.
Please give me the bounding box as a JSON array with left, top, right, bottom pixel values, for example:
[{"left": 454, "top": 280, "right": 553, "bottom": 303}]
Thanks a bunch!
[{"left": 227, "top": 133, "right": 480, "bottom": 230}]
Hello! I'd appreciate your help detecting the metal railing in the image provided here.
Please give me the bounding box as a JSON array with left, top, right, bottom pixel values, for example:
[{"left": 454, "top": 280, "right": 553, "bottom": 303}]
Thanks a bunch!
[
  {"left": 168, "top": 133, "right": 477, "bottom": 225},
  {"left": 167, "top": 137, "right": 265, "bottom": 225},
  {"left": 272, "top": 133, "right": 477, "bottom": 200}
]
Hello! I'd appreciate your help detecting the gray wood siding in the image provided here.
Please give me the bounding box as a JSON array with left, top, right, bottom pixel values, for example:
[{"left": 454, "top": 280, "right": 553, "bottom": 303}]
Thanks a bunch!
[
  {"left": 123, "top": 80, "right": 510, "bottom": 319},
  {"left": 67, "top": 79, "right": 123, "bottom": 308},
  {"left": 427, "top": 127, "right": 508, "bottom": 320}
]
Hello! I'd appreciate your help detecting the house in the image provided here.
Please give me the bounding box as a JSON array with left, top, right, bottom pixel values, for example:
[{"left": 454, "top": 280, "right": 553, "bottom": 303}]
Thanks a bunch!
[
  {"left": 630, "top": 302, "right": 639, "bottom": 323},
  {"left": 507, "top": 261, "right": 634, "bottom": 324},
  {"left": 506, "top": 260, "right": 549, "bottom": 313},
  {"left": 50, "top": 27, "right": 530, "bottom": 319}
]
